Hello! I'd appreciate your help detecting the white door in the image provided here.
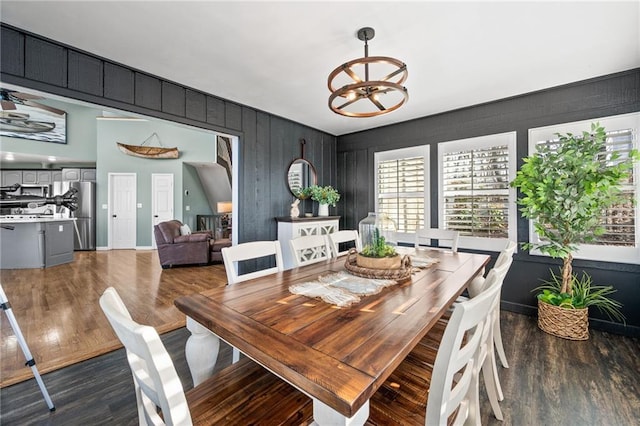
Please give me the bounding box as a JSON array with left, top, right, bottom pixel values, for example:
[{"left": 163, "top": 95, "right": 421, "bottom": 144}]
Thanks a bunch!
[
  {"left": 109, "top": 173, "right": 137, "bottom": 249},
  {"left": 151, "top": 173, "right": 174, "bottom": 248}
]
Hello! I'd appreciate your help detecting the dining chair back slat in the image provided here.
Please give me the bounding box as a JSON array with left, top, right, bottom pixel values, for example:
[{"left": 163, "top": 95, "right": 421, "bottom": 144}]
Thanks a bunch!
[
  {"left": 328, "top": 230, "right": 362, "bottom": 257},
  {"left": 415, "top": 228, "right": 460, "bottom": 253},
  {"left": 289, "top": 235, "right": 332, "bottom": 267},
  {"left": 221, "top": 241, "right": 283, "bottom": 284}
]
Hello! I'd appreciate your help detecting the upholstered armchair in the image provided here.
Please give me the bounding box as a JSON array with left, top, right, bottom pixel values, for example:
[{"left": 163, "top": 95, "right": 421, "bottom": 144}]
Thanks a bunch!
[{"left": 154, "top": 220, "right": 212, "bottom": 268}]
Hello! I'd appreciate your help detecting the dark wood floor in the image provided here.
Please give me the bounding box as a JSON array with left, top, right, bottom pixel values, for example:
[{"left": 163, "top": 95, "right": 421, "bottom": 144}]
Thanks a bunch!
[{"left": 2, "top": 311, "right": 639, "bottom": 425}]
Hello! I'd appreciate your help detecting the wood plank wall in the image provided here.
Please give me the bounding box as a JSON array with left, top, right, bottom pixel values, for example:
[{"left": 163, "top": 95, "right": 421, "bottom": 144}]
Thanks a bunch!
[
  {"left": 336, "top": 68, "right": 640, "bottom": 336},
  {"left": 0, "top": 23, "right": 337, "bottom": 260}
]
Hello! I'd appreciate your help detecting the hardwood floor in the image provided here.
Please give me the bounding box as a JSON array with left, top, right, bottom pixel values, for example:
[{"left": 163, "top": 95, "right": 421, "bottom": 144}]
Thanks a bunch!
[
  {"left": 2, "top": 312, "right": 639, "bottom": 425},
  {"left": 0, "top": 250, "right": 228, "bottom": 387},
  {"left": 1, "top": 250, "right": 639, "bottom": 425}
]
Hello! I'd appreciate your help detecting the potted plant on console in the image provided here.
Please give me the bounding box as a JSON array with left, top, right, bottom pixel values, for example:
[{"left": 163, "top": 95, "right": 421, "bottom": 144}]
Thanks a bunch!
[
  {"left": 299, "top": 185, "right": 340, "bottom": 217},
  {"left": 511, "top": 122, "right": 638, "bottom": 340}
]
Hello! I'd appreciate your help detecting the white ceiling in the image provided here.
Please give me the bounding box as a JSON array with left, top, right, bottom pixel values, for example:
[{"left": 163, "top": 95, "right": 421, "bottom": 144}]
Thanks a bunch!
[{"left": 1, "top": 1, "right": 639, "bottom": 136}]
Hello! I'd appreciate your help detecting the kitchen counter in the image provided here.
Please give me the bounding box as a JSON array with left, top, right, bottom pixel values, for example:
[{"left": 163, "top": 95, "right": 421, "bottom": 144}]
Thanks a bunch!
[
  {"left": 0, "top": 215, "right": 74, "bottom": 223},
  {"left": 0, "top": 217, "right": 76, "bottom": 269}
]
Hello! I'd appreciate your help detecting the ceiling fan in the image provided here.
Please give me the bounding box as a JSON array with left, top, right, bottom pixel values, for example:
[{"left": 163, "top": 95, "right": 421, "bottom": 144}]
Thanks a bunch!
[{"left": 0, "top": 89, "right": 65, "bottom": 116}]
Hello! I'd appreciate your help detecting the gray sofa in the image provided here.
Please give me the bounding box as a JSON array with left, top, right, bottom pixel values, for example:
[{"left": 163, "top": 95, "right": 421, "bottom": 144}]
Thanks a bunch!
[{"left": 154, "top": 220, "right": 226, "bottom": 268}]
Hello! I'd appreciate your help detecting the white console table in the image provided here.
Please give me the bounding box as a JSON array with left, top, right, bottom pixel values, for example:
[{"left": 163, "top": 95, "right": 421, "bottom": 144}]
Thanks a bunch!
[{"left": 276, "top": 216, "right": 339, "bottom": 270}]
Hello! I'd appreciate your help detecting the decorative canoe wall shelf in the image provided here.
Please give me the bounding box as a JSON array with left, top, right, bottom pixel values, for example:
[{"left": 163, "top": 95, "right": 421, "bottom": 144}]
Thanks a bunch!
[{"left": 116, "top": 132, "right": 179, "bottom": 159}]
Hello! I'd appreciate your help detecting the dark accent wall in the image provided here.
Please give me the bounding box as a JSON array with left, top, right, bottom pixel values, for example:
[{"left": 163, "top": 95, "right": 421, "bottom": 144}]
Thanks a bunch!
[
  {"left": 0, "top": 24, "right": 336, "bottom": 250},
  {"left": 336, "top": 68, "right": 640, "bottom": 336}
]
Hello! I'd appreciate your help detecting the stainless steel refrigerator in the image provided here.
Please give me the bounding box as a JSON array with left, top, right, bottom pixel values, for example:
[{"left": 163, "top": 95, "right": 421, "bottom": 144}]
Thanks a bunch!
[{"left": 54, "top": 181, "right": 96, "bottom": 250}]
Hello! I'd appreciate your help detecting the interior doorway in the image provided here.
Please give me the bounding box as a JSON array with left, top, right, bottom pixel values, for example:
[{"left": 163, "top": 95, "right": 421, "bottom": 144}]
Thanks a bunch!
[
  {"left": 151, "top": 173, "right": 174, "bottom": 249},
  {"left": 108, "top": 173, "right": 137, "bottom": 249}
]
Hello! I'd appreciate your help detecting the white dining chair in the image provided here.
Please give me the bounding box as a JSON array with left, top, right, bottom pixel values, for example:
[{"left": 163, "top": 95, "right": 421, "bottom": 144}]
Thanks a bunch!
[
  {"left": 425, "top": 251, "right": 514, "bottom": 422},
  {"left": 328, "top": 230, "right": 362, "bottom": 257},
  {"left": 289, "top": 234, "right": 332, "bottom": 267},
  {"left": 221, "top": 240, "right": 284, "bottom": 362},
  {"left": 99, "top": 287, "right": 312, "bottom": 426},
  {"left": 221, "top": 240, "right": 283, "bottom": 284},
  {"left": 415, "top": 228, "right": 460, "bottom": 252},
  {"left": 369, "top": 264, "right": 502, "bottom": 425},
  {"left": 468, "top": 240, "right": 517, "bottom": 370}
]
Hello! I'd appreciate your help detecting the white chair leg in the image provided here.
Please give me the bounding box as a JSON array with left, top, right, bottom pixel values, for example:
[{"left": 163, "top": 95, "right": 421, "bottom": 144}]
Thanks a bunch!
[
  {"left": 482, "top": 355, "right": 504, "bottom": 421},
  {"left": 232, "top": 347, "right": 240, "bottom": 363},
  {"left": 494, "top": 312, "right": 509, "bottom": 368}
]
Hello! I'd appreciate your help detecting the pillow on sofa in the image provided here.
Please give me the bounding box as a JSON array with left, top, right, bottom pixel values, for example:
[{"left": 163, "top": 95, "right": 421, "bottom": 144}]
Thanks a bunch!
[{"left": 180, "top": 224, "right": 192, "bottom": 236}]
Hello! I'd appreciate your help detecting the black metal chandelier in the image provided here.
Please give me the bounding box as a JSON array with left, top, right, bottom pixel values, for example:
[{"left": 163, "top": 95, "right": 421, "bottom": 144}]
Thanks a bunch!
[{"left": 328, "top": 27, "right": 408, "bottom": 118}]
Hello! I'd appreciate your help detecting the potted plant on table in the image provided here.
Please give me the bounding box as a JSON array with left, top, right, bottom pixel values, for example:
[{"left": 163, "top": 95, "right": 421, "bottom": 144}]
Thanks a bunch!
[
  {"left": 510, "top": 122, "right": 638, "bottom": 340},
  {"left": 299, "top": 185, "right": 340, "bottom": 216},
  {"left": 356, "top": 228, "right": 401, "bottom": 269}
]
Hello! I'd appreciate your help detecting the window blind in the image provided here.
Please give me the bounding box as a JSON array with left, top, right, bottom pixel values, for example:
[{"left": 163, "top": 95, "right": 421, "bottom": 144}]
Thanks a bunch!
[
  {"left": 377, "top": 156, "right": 425, "bottom": 233},
  {"left": 441, "top": 145, "right": 510, "bottom": 238}
]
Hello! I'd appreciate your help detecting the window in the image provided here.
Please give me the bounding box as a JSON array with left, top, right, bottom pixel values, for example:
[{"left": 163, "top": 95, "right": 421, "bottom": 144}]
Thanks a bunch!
[
  {"left": 439, "top": 132, "right": 517, "bottom": 251},
  {"left": 375, "top": 146, "right": 429, "bottom": 241},
  {"left": 529, "top": 113, "right": 640, "bottom": 264}
]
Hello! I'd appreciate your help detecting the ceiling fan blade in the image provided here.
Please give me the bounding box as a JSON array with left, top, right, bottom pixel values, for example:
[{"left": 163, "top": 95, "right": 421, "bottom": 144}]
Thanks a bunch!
[
  {"left": 1, "top": 100, "right": 16, "bottom": 110},
  {"left": 22, "top": 100, "right": 66, "bottom": 116}
]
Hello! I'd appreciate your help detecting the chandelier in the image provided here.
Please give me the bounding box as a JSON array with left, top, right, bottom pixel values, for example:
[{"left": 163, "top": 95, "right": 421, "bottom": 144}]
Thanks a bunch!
[{"left": 328, "top": 27, "right": 408, "bottom": 118}]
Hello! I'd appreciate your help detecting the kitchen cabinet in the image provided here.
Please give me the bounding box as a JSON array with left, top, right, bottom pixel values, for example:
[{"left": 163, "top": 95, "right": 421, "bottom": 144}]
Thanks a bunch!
[
  {"left": 22, "top": 170, "right": 38, "bottom": 184},
  {"left": 1, "top": 170, "right": 22, "bottom": 188},
  {"left": 36, "top": 170, "right": 53, "bottom": 184},
  {"left": 61, "top": 168, "right": 95, "bottom": 182},
  {"left": 80, "top": 169, "right": 96, "bottom": 182},
  {"left": 62, "top": 168, "right": 81, "bottom": 181},
  {"left": 276, "top": 216, "right": 339, "bottom": 270}
]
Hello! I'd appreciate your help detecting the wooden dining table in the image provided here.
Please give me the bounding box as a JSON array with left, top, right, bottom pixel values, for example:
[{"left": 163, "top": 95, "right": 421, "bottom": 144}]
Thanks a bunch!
[{"left": 174, "top": 248, "right": 490, "bottom": 425}]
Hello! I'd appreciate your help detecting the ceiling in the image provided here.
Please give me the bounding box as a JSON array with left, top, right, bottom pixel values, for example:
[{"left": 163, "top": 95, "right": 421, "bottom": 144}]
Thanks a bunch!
[{"left": 1, "top": 1, "right": 639, "bottom": 136}]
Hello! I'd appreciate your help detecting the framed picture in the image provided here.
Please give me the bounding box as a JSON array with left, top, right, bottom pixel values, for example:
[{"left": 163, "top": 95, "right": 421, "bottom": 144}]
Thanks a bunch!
[{"left": 0, "top": 93, "right": 67, "bottom": 144}]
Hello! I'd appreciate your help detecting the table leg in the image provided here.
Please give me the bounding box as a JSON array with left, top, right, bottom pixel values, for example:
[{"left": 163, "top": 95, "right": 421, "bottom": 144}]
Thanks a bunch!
[
  {"left": 185, "top": 316, "right": 220, "bottom": 386},
  {"left": 312, "top": 398, "right": 369, "bottom": 426}
]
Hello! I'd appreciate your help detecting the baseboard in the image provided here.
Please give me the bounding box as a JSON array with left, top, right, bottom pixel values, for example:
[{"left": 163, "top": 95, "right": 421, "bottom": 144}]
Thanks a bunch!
[
  {"left": 96, "top": 246, "right": 109, "bottom": 251},
  {"left": 136, "top": 246, "right": 154, "bottom": 250}
]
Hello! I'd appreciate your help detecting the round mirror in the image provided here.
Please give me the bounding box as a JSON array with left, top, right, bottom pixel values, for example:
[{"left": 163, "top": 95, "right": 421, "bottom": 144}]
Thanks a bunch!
[{"left": 287, "top": 158, "right": 317, "bottom": 197}]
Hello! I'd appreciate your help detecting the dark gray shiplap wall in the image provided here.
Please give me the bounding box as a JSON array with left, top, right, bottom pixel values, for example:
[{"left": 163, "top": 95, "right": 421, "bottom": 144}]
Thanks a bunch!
[
  {"left": 336, "top": 68, "right": 640, "bottom": 335},
  {"left": 0, "top": 24, "right": 336, "bottom": 249}
]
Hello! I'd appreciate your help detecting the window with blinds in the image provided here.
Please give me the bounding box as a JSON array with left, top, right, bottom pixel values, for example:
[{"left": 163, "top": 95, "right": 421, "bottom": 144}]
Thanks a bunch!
[
  {"left": 377, "top": 156, "right": 425, "bottom": 233},
  {"left": 528, "top": 112, "right": 639, "bottom": 264},
  {"left": 438, "top": 132, "right": 517, "bottom": 251},
  {"left": 536, "top": 128, "right": 636, "bottom": 247},
  {"left": 375, "top": 146, "right": 429, "bottom": 236},
  {"left": 441, "top": 145, "right": 510, "bottom": 238}
]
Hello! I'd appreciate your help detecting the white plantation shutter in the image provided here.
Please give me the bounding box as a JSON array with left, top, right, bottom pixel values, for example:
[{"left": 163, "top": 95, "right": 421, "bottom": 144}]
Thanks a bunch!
[
  {"left": 439, "top": 132, "right": 517, "bottom": 251},
  {"left": 378, "top": 157, "right": 425, "bottom": 232},
  {"left": 528, "top": 112, "right": 640, "bottom": 264},
  {"left": 375, "top": 147, "right": 429, "bottom": 236},
  {"left": 441, "top": 145, "right": 510, "bottom": 238}
]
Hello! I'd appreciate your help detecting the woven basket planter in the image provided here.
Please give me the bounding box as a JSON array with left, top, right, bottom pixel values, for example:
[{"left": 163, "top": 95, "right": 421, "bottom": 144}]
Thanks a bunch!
[{"left": 537, "top": 299, "right": 589, "bottom": 340}]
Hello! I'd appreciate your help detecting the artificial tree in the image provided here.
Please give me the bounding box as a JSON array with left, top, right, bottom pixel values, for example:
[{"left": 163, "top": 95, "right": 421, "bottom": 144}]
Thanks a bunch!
[{"left": 511, "top": 122, "right": 638, "bottom": 323}]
